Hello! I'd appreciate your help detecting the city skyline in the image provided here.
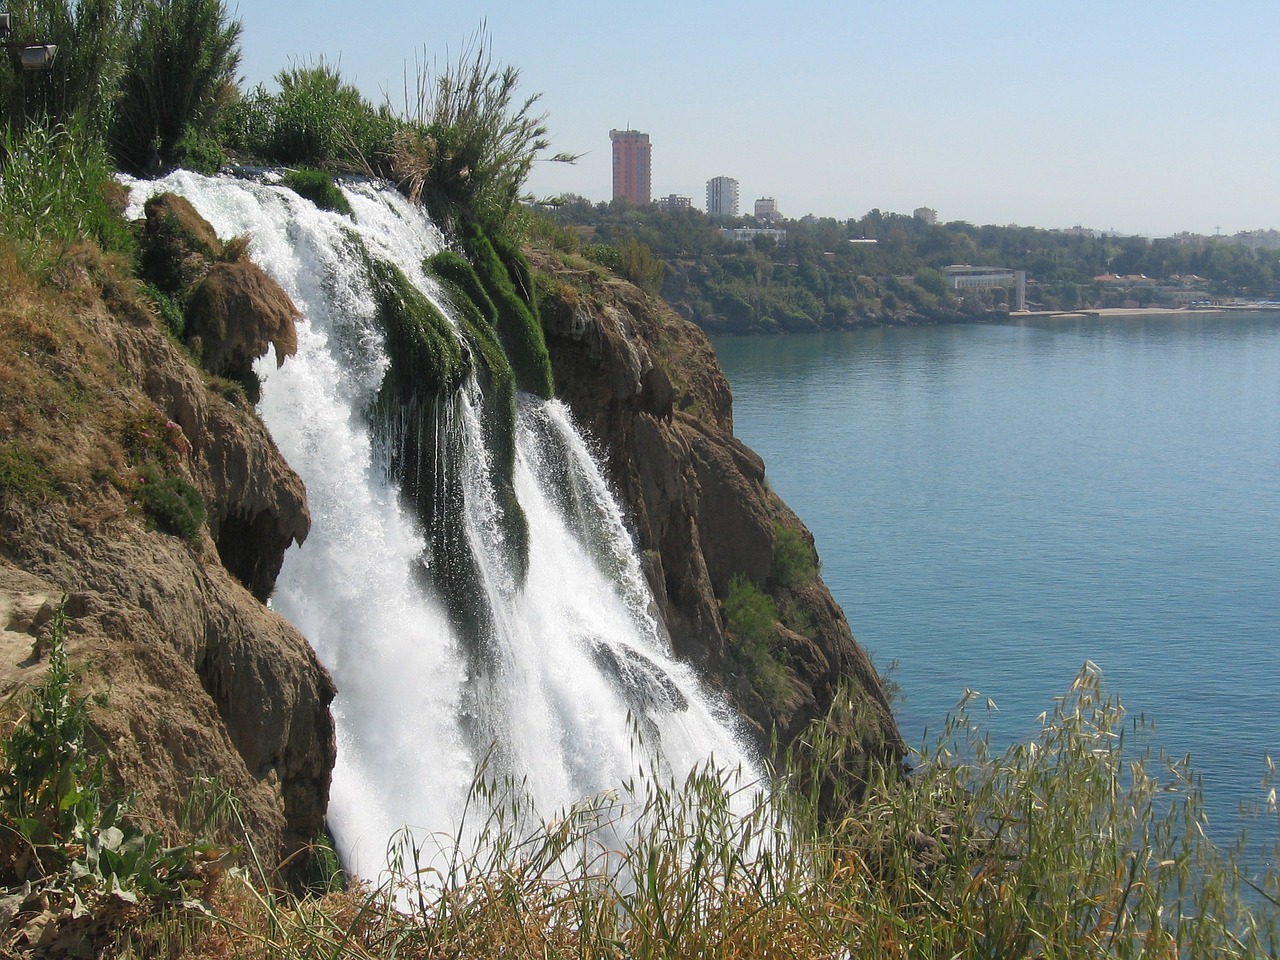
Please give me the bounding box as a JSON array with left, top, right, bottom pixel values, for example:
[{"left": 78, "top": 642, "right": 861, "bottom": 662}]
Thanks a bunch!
[{"left": 237, "top": 1, "right": 1280, "bottom": 238}]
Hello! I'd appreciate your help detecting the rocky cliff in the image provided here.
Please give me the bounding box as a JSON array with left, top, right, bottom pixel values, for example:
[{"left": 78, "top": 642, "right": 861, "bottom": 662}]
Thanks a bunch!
[
  {"left": 0, "top": 216, "right": 334, "bottom": 868},
  {"left": 532, "top": 250, "right": 904, "bottom": 761},
  {"left": 0, "top": 190, "right": 900, "bottom": 882}
]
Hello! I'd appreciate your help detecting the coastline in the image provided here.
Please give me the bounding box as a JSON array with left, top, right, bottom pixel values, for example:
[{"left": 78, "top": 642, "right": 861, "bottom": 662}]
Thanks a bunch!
[{"left": 1011, "top": 304, "right": 1280, "bottom": 320}]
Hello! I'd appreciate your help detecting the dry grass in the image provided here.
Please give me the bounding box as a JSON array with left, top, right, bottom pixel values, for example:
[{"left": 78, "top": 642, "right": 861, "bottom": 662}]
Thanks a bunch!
[
  {"left": 108, "top": 665, "right": 1279, "bottom": 959},
  {"left": 0, "top": 241, "right": 191, "bottom": 531}
]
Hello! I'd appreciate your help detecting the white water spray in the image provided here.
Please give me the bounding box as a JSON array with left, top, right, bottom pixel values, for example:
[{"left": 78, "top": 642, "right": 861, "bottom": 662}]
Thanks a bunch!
[{"left": 125, "top": 172, "right": 761, "bottom": 880}]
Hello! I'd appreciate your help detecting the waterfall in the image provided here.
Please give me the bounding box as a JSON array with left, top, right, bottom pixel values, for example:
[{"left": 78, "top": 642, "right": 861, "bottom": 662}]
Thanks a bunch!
[{"left": 124, "top": 171, "right": 761, "bottom": 880}]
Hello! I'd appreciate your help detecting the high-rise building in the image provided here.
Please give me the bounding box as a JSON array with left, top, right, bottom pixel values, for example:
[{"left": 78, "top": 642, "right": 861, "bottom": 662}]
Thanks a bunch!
[
  {"left": 610, "top": 129, "right": 651, "bottom": 205},
  {"left": 706, "top": 176, "right": 739, "bottom": 218}
]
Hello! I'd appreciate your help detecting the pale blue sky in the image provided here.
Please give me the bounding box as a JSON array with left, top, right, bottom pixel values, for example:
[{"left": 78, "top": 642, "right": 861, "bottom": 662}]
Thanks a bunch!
[{"left": 237, "top": 1, "right": 1280, "bottom": 237}]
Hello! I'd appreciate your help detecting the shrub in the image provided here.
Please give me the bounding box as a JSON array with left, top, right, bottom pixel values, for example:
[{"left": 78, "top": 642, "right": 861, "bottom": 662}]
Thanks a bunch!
[
  {"left": 132, "top": 460, "right": 205, "bottom": 540},
  {"left": 233, "top": 62, "right": 400, "bottom": 172},
  {"left": 109, "top": 0, "right": 241, "bottom": 175},
  {"left": 582, "top": 242, "right": 623, "bottom": 273},
  {"left": 770, "top": 523, "right": 818, "bottom": 589},
  {"left": 724, "top": 573, "right": 789, "bottom": 707},
  {"left": 0, "top": 604, "right": 228, "bottom": 953},
  {"left": 394, "top": 32, "right": 576, "bottom": 232},
  {"left": 616, "top": 236, "right": 665, "bottom": 295}
]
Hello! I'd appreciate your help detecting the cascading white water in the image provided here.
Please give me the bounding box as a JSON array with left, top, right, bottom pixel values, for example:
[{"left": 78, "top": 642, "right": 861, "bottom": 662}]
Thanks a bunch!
[{"left": 124, "top": 171, "right": 761, "bottom": 880}]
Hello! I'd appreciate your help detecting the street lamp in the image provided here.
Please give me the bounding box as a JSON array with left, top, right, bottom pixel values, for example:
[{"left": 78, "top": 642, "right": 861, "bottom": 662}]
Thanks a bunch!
[{"left": 0, "top": 13, "right": 58, "bottom": 71}]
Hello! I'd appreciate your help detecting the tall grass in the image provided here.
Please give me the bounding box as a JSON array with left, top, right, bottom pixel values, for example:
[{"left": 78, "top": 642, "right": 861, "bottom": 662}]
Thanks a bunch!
[
  {"left": 110, "top": 0, "right": 242, "bottom": 174},
  {"left": 393, "top": 31, "right": 577, "bottom": 232},
  {"left": 0, "top": 120, "right": 132, "bottom": 269},
  {"left": 117, "top": 663, "right": 1277, "bottom": 958}
]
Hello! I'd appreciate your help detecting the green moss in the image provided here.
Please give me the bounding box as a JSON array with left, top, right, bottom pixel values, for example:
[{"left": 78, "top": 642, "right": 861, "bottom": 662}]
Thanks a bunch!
[
  {"left": 459, "top": 223, "right": 554, "bottom": 399},
  {"left": 0, "top": 441, "right": 54, "bottom": 506},
  {"left": 430, "top": 250, "right": 498, "bottom": 329},
  {"left": 366, "top": 257, "right": 468, "bottom": 400},
  {"left": 428, "top": 255, "right": 529, "bottom": 582},
  {"left": 281, "top": 168, "right": 353, "bottom": 216}
]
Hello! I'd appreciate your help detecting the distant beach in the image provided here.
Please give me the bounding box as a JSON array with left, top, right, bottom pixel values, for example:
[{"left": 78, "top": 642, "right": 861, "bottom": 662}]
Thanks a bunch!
[{"left": 1013, "top": 304, "right": 1280, "bottom": 319}]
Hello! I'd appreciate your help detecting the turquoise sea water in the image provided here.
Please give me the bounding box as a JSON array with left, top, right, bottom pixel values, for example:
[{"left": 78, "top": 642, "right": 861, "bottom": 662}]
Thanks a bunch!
[{"left": 713, "top": 313, "right": 1280, "bottom": 843}]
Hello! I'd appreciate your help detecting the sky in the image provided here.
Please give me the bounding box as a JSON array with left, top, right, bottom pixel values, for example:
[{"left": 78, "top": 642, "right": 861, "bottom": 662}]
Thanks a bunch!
[{"left": 236, "top": 1, "right": 1280, "bottom": 238}]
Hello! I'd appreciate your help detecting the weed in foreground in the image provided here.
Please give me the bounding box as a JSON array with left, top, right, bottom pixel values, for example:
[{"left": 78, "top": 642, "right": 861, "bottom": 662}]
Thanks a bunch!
[{"left": 157, "top": 664, "right": 1274, "bottom": 958}]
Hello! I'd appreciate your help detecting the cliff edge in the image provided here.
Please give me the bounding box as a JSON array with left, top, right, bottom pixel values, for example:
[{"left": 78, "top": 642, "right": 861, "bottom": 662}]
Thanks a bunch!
[
  {"left": 532, "top": 249, "right": 904, "bottom": 761},
  {"left": 0, "top": 226, "right": 334, "bottom": 867}
]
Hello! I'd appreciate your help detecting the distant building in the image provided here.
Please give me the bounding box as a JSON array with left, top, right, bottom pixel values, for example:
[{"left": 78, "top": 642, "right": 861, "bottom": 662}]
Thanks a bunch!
[
  {"left": 913, "top": 206, "right": 938, "bottom": 225},
  {"left": 720, "top": 227, "right": 787, "bottom": 244},
  {"left": 654, "top": 194, "right": 691, "bottom": 210},
  {"left": 610, "top": 129, "right": 651, "bottom": 205},
  {"left": 706, "top": 176, "right": 739, "bottom": 218},
  {"left": 754, "top": 197, "right": 781, "bottom": 221},
  {"left": 944, "top": 264, "right": 1026, "bottom": 310}
]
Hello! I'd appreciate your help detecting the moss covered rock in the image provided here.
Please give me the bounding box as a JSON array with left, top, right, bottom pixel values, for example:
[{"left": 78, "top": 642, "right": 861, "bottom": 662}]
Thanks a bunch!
[
  {"left": 459, "top": 223, "right": 554, "bottom": 399},
  {"left": 138, "top": 192, "right": 224, "bottom": 297},
  {"left": 427, "top": 251, "right": 529, "bottom": 582}
]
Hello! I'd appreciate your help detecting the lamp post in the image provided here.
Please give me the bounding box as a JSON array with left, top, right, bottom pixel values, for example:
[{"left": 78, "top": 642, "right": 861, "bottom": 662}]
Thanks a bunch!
[{"left": 0, "top": 13, "right": 58, "bottom": 71}]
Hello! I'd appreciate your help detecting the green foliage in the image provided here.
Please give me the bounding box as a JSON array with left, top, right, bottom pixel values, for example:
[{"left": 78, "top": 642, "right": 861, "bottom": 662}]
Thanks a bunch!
[
  {"left": 615, "top": 235, "right": 665, "bottom": 295},
  {"left": 131, "top": 460, "right": 205, "bottom": 540},
  {"left": 225, "top": 63, "right": 400, "bottom": 172},
  {"left": 0, "top": 121, "right": 134, "bottom": 269},
  {"left": 109, "top": 0, "right": 241, "bottom": 175},
  {"left": 724, "top": 573, "right": 789, "bottom": 707},
  {"left": 460, "top": 223, "right": 554, "bottom": 398},
  {"left": 395, "top": 32, "right": 575, "bottom": 232},
  {"left": 281, "top": 168, "right": 353, "bottom": 215},
  {"left": 546, "top": 199, "right": 1280, "bottom": 331},
  {"left": 0, "top": 0, "right": 133, "bottom": 135},
  {"left": 0, "top": 605, "right": 225, "bottom": 911},
  {"left": 770, "top": 523, "right": 818, "bottom": 590},
  {"left": 581, "top": 242, "right": 622, "bottom": 273}
]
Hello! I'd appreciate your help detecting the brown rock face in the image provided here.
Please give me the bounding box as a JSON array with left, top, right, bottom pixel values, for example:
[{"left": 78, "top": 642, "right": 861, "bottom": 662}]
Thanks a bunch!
[
  {"left": 187, "top": 261, "right": 301, "bottom": 393},
  {"left": 534, "top": 251, "right": 903, "bottom": 760},
  {"left": 0, "top": 243, "right": 333, "bottom": 871}
]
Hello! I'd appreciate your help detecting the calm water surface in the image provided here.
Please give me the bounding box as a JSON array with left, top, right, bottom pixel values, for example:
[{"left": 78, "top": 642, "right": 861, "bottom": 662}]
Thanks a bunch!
[{"left": 714, "top": 313, "right": 1280, "bottom": 840}]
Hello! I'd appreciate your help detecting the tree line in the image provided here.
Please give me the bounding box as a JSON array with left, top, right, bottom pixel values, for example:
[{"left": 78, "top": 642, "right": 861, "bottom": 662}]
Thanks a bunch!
[{"left": 537, "top": 196, "right": 1280, "bottom": 333}]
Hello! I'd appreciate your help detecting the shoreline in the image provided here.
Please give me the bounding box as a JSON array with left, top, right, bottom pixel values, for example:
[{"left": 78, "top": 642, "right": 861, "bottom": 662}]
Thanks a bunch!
[{"left": 1011, "top": 304, "right": 1280, "bottom": 319}]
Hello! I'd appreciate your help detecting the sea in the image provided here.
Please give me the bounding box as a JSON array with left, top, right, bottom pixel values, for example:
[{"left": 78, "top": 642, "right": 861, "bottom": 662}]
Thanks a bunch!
[{"left": 713, "top": 311, "right": 1280, "bottom": 850}]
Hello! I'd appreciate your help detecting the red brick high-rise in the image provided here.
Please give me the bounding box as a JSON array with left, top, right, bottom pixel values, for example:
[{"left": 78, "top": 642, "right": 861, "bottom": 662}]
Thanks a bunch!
[{"left": 610, "top": 129, "right": 651, "bottom": 205}]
